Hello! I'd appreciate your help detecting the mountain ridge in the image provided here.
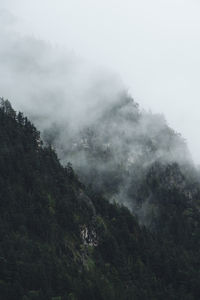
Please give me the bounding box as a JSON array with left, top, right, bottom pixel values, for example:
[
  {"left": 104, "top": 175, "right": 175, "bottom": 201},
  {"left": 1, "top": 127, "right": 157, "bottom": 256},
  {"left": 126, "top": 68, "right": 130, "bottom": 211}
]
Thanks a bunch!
[{"left": 0, "top": 98, "right": 200, "bottom": 299}]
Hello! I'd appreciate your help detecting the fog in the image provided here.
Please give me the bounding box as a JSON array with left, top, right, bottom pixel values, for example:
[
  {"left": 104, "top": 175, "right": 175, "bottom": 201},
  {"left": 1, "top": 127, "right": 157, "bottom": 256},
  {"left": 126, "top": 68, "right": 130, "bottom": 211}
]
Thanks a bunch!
[
  {"left": 0, "top": 10, "right": 124, "bottom": 131},
  {"left": 0, "top": 9, "right": 190, "bottom": 162},
  {"left": 0, "top": 4, "right": 197, "bottom": 221},
  {"left": 1, "top": 0, "right": 200, "bottom": 163}
]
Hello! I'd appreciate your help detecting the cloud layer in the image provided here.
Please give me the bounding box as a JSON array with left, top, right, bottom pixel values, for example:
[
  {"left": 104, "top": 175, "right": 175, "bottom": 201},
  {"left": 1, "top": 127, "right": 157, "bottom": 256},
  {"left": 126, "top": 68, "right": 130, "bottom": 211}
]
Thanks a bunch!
[{"left": 0, "top": 10, "right": 124, "bottom": 133}]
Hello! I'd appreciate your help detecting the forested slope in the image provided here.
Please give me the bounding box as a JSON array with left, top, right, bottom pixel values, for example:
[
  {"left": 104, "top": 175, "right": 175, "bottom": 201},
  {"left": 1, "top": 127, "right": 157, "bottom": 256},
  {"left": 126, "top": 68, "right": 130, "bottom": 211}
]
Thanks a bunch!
[
  {"left": 0, "top": 99, "right": 200, "bottom": 299},
  {"left": 42, "top": 95, "right": 192, "bottom": 216}
]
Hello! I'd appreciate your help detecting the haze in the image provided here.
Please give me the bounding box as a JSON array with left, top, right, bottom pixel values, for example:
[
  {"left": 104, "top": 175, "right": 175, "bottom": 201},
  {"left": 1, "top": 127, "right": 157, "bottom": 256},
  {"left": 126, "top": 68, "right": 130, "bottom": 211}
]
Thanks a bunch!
[{"left": 1, "top": 0, "right": 200, "bottom": 163}]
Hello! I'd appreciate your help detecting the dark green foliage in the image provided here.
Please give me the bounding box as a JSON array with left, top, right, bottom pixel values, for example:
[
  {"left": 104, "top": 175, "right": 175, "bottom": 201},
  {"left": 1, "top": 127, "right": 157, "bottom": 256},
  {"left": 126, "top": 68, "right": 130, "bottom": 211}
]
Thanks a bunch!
[{"left": 0, "top": 99, "right": 200, "bottom": 299}]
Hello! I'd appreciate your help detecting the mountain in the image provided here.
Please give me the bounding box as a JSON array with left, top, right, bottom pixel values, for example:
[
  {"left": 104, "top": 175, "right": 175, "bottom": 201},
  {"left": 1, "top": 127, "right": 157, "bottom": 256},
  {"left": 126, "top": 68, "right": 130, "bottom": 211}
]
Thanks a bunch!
[
  {"left": 0, "top": 98, "right": 200, "bottom": 300},
  {"left": 41, "top": 94, "right": 193, "bottom": 221}
]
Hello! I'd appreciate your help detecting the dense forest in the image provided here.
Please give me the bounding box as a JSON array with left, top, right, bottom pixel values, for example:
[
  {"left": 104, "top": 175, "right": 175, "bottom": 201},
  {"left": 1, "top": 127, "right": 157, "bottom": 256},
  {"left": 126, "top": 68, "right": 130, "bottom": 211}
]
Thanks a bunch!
[{"left": 1, "top": 98, "right": 200, "bottom": 299}]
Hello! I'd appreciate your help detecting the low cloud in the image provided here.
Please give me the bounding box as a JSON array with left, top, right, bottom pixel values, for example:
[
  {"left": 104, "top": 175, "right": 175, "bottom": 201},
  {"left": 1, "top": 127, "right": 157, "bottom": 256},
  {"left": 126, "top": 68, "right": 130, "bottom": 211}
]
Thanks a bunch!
[{"left": 0, "top": 10, "right": 193, "bottom": 221}]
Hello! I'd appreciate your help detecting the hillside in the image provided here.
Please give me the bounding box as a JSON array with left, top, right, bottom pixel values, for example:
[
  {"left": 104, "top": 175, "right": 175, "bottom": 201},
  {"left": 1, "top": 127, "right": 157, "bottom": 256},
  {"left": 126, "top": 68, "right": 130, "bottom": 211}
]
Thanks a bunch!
[
  {"left": 0, "top": 99, "right": 200, "bottom": 299},
  {"left": 41, "top": 94, "right": 193, "bottom": 220}
]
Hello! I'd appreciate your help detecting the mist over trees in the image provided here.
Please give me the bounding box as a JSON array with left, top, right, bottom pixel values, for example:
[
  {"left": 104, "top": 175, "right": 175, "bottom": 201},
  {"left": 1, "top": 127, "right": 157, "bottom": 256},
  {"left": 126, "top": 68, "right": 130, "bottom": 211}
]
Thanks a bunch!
[
  {"left": 40, "top": 92, "right": 193, "bottom": 225},
  {"left": 1, "top": 97, "right": 200, "bottom": 299},
  {"left": 1, "top": 99, "right": 200, "bottom": 299},
  {"left": 0, "top": 12, "right": 194, "bottom": 224},
  {"left": 1, "top": 10, "right": 200, "bottom": 299},
  {"left": 0, "top": 14, "right": 194, "bottom": 226}
]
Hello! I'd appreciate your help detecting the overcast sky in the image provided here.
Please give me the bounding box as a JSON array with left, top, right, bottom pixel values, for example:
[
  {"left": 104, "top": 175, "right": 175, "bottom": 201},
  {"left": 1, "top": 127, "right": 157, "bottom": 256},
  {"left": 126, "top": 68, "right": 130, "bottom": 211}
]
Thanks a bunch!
[{"left": 1, "top": 0, "right": 200, "bottom": 163}]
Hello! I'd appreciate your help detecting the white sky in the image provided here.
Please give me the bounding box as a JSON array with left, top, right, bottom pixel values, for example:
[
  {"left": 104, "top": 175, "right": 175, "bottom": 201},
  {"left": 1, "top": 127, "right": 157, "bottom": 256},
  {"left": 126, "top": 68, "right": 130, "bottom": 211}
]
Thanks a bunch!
[{"left": 1, "top": 0, "right": 200, "bottom": 163}]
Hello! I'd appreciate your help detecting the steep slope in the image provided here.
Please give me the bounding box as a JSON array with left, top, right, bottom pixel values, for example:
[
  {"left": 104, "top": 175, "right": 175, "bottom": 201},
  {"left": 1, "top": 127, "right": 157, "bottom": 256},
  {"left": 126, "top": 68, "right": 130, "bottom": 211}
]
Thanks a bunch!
[
  {"left": 1, "top": 99, "right": 200, "bottom": 300},
  {"left": 42, "top": 94, "right": 192, "bottom": 217}
]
